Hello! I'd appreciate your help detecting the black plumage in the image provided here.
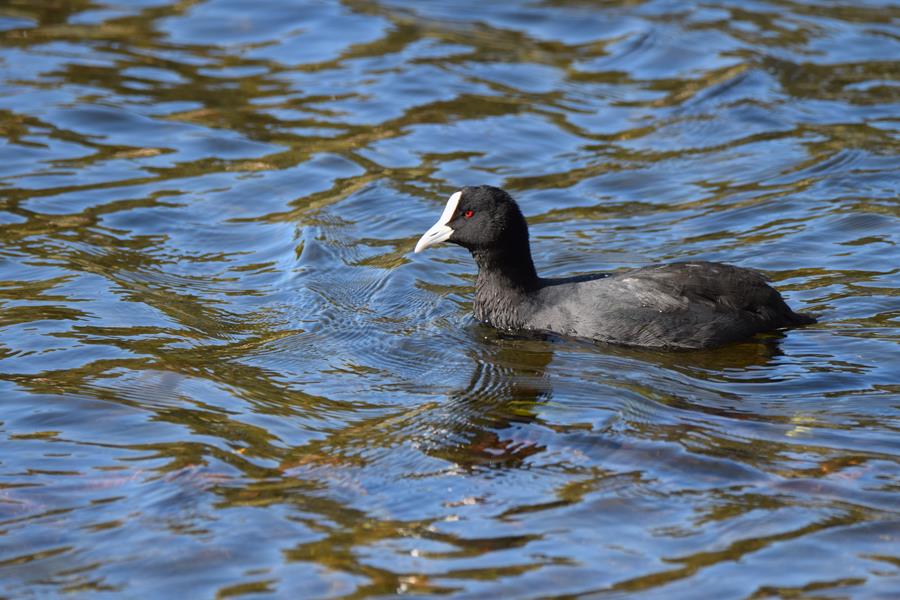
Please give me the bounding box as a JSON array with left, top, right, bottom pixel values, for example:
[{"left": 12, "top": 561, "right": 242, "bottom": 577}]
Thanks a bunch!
[{"left": 415, "top": 185, "right": 816, "bottom": 349}]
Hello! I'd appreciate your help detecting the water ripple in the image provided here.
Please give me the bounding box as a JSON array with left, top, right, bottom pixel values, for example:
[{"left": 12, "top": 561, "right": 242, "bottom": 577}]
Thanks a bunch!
[{"left": 1, "top": 0, "right": 898, "bottom": 597}]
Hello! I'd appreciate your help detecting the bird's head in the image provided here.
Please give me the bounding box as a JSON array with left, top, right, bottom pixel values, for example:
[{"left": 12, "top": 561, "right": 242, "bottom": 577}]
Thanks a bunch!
[{"left": 414, "top": 186, "right": 529, "bottom": 254}]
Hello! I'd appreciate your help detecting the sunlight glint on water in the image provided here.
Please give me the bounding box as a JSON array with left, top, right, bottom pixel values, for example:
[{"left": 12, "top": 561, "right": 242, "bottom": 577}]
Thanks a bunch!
[{"left": 0, "top": 0, "right": 898, "bottom": 597}]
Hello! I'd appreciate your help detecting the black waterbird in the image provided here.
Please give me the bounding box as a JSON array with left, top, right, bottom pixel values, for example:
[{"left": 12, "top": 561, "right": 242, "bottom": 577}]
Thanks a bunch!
[{"left": 415, "top": 186, "right": 816, "bottom": 349}]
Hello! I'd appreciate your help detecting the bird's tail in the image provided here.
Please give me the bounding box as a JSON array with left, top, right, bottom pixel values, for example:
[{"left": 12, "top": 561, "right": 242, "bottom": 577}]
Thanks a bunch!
[{"left": 788, "top": 310, "right": 817, "bottom": 325}]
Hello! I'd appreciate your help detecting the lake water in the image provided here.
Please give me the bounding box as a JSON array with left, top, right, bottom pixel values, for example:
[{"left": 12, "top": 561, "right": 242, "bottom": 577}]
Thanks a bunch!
[{"left": 1, "top": 0, "right": 899, "bottom": 597}]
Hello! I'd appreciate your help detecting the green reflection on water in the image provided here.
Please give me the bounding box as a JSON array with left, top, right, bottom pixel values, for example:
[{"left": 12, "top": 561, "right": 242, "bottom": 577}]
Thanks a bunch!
[{"left": 1, "top": 0, "right": 898, "bottom": 597}]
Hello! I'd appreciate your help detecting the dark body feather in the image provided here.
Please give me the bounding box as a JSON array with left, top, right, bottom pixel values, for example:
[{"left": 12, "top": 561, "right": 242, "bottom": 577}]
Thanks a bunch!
[{"left": 475, "top": 260, "right": 814, "bottom": 349}]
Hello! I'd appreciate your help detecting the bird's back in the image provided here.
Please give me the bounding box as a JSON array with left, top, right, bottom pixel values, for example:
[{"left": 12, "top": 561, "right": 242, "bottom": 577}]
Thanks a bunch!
[{"left": 525, "top": 262, "right": 815, "bottom": 349}]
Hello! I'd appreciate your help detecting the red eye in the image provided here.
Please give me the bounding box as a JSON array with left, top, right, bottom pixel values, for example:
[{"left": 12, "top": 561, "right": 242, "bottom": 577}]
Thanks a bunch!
[{"left": 464, "top": 210, "right": 474, "bottom": 219}]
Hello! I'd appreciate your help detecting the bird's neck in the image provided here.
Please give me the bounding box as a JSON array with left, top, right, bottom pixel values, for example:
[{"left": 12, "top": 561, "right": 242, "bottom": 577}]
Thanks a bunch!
[
  {"left": 473, "top": 246, "right": 539, "bottom": 290},
  {"left": 471, "top": 244, "right": 540, "bottom": 329}
]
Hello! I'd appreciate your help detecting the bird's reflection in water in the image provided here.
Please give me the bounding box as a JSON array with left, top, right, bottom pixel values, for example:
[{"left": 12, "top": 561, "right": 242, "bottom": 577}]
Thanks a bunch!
[
  {"left": 607, "top": 332, "right": 788, "bottom": 373},
  {"left": 417, "top": 324, "right": 793, "bottom": 469},
  {"left": 417, "top": 327, "right": 557, "bottom": 470},
  {"left": 277, "top": 324, "right": 791, "bottom": 481}
]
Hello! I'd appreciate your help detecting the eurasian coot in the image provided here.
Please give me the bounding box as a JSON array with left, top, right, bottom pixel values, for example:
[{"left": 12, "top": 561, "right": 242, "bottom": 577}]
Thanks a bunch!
[{"left": 414, "top": 185, "right": 815, "bottom": 349}]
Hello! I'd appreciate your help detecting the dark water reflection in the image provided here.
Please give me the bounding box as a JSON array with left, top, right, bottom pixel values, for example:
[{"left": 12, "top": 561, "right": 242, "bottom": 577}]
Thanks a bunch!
[{"left": 1, "top": 0, "right": 899, "bottom": 596}]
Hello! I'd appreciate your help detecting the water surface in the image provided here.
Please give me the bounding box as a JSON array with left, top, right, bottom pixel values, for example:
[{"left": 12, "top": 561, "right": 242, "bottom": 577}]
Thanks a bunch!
[{"left": 1, "top": 0, "right": 899, "bottom": 597}]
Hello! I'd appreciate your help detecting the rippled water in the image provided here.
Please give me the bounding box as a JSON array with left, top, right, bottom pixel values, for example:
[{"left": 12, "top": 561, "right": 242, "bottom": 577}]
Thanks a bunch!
[{"left": 1, "top": 0, "right": 899, "bottom": 596}]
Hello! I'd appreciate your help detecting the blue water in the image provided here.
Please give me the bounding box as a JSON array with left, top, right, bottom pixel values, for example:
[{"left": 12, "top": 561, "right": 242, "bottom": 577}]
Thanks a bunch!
[{"left": 1, "top": 0, "right": 898, "bottom": 597}]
